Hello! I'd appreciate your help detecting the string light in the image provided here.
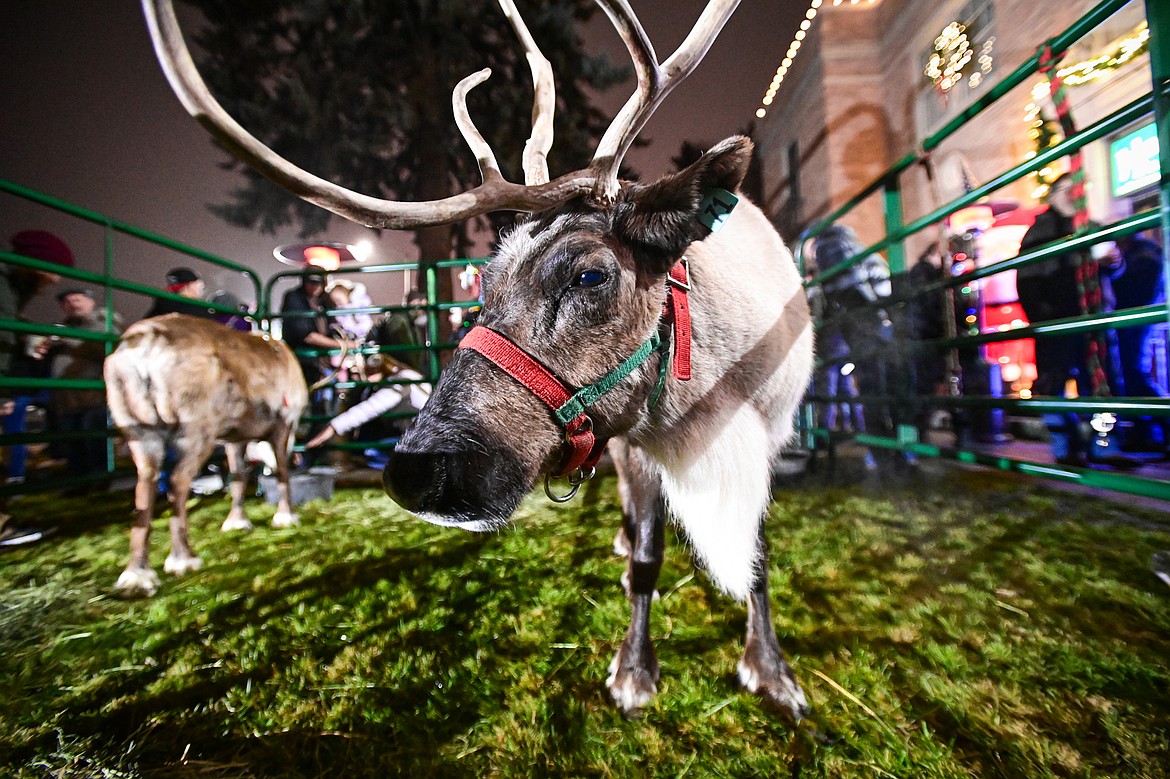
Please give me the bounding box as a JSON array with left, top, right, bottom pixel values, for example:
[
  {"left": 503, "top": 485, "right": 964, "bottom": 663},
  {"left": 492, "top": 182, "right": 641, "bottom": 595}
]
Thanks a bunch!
[
  {"left": 756, "top": 0, "right": 822, "bottom": 118},
  {"left": 1054, "top": 21, "right": 1149, "bottom": 85},
  {"left": 757, "top": 0, "right": 879, "bottom": 119}
]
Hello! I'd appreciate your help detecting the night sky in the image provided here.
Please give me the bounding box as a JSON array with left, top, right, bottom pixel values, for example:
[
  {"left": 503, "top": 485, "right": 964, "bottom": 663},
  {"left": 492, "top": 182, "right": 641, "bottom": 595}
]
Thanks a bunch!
[{"left": 0, "top": 1, "right": 801, "bottom": 321}]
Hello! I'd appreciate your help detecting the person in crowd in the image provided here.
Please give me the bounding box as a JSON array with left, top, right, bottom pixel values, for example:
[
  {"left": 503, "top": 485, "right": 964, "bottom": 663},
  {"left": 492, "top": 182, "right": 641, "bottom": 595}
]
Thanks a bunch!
[
  {"left": 304, "top": 355, "right": 432, "bottom": 466},
  {"left": 891, "top": 242, "right": 950, "bottom": 439},
  {"left": 0, "top": 230, "right": 73, "bottom": 544},
  {"left": 1, "top": 230, "right": 71, "bottom": 375},
  {"left": 1, "top": 230, "right": 72, "bottom": 486},
  {"left": 320, "top": 278, "right": 375, "bottom": 387},
  {"left": 39, "top": 288, "right": 123, "bottom": 485},
  {"left": 805, "top": 265, "right": 863, "bottom": 435},
  {"left": 144, "top": 267, "right": 216, "bottom": 320},
  {"left": 373, "top": 288, "right": 429, "bottom": 373},
  {"left": 1108, "top": 232, "right": 1168, "bottom": 452},
  {"left": 280, "top": 273, "right": 343, "bottom": 460},
  {"left": 1015, "top": 173, "right": 1135, "bottom": 467},
  {"left": 280, "top": 273, "right": 343, "bottom": 385},
  {"left": 209, "top": 289, "right": 253, "bottom": 332},
  {"left": 813, "top": 224, "right": 899, "bottom": 469},
  {"left": 325, "top": 278, "right": 375, "bottom": 344}
]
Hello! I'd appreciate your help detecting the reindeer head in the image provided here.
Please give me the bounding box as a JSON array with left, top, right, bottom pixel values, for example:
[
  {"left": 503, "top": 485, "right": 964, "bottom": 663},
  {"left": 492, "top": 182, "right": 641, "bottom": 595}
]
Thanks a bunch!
[
  {"left": 143, "top": 0, "right": 745, "bottom": 527},
  {"left": 384, "top": 137, "right": 753, "bottom": 528}
]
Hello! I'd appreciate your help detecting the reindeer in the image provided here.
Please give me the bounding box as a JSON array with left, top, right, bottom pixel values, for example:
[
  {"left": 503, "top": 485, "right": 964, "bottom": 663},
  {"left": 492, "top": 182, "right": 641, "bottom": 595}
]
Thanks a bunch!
[
  {"left": 143, "top": 0, "right": 814, "bottom": 719},
  {"left": 104, "top": 314, "right": 308, "bottom": 596}
]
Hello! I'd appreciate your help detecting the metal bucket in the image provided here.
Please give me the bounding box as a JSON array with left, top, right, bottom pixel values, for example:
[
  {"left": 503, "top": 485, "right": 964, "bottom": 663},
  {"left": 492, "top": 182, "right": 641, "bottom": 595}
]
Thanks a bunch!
[{"left": 258, "top": 467, "right": 336, "bottom": 506}]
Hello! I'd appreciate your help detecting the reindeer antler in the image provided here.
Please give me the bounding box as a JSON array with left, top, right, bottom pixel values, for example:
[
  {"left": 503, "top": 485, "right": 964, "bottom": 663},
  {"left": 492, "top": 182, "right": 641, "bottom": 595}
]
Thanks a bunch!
[
  {"left": 142, "top": 0, "right": 739, "bottom": 226},
  {"left": 590, "top": 0, "right": 740, "bottom": 204},
  {"left": 497, "top": 0, "right": 556, "bottom": 186}
]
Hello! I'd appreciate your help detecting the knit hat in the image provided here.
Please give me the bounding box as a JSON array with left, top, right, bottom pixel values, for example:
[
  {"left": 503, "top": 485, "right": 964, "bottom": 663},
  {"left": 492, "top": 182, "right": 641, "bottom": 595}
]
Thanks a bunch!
[
  {"left": 165, "top": 267, "right": 201, "bottom": 286},
  {"left": 812, "top": 225, "right": 858, "bottom": 269},
  {"left": 10, "top": 230, "right": 75, "bottom": 267},
  {"left": 210, "top": 290, "right": 245, "bottom": 311},
  {"left": 56, "top": 288, "right": 93, "bottom": 302}
]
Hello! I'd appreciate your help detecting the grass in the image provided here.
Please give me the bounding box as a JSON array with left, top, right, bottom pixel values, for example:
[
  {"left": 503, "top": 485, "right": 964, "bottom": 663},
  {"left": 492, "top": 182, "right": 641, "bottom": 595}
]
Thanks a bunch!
[{"left": 1, "top": 457, "right": 1168, "bottom": 778}]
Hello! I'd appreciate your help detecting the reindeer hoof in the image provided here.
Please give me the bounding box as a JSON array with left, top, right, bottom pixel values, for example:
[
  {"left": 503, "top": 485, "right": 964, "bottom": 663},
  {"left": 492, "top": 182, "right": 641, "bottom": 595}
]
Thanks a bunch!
[
  {"left": 272, "top": 511, "right": 299, "bottom": 528},
  {"left": 220, "top": 516, "right": 253, "bottom": 532},
  {"left": 606, "top": 653, "right": 659, "bottom": 715},
  {"left": 163, "top": 552, "right": 203, "bottom": 576},
  {"left": 738, "top": 657, "right": 810, "bottom": 721},
  {"left": 114, "top": 567, "right": 160, "bottom": 597}
]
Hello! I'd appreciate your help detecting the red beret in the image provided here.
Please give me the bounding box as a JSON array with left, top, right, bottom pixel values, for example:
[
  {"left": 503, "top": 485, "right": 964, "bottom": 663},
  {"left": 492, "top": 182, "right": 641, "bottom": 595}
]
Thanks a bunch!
[{"left": 10, "top": 230, "right": 75, "bottom": 268}]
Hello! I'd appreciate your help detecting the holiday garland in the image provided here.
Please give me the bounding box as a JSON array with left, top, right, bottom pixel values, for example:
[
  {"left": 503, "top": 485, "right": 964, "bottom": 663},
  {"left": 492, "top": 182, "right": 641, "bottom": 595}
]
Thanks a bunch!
[
  {"left": 1038, "top": 44, "right": 1110, "bottom": 398},
  {"left": 1054, "top": 21, "right": 1149, "bottom": 86},
  {"left": 1025, "top": 22, "right": 1150, "bottom": 197}
]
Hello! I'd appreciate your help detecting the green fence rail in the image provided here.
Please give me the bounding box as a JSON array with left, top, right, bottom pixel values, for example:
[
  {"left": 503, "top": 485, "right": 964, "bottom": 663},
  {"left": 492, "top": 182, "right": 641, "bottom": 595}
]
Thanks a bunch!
[
  {"left": 0, "top": 179, "right": 267, "bottom": 496},
  {"left": 797, "top": 0, "right": 1170, "bottom": 501},
  {"left": 261, "top": 258, "right": 486, "bottom": 456},
  {"left": 0, "top": 179, "right": 483, "bottom": 495}
]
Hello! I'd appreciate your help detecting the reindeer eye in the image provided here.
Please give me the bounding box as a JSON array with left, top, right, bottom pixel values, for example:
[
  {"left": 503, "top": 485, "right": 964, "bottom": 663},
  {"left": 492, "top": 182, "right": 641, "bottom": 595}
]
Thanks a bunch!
[{"left": 573, "top": 269, "right": 607, "bottom": 288}]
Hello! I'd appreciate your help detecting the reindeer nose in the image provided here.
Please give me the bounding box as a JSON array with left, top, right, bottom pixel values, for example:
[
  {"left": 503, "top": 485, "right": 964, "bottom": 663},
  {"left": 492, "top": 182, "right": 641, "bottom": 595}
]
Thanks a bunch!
[
  {"left": 382, "top": 447, "right": 498, "bottom": 517},
  {"left": 381, "top": 449, "right": 444, "bottom": 514},
  {"left": 382, "top": 445, "right": 528, "bottom": 528}
]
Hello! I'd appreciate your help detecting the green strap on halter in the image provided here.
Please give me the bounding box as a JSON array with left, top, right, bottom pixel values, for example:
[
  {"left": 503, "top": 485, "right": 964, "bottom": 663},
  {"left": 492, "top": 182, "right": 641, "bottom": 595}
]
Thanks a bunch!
[
  {"left": 554, "top": 332, "right": 662, "bottom": 425},
  {"left": 647, "top": 333, "right": 672, "bottom": 412}
]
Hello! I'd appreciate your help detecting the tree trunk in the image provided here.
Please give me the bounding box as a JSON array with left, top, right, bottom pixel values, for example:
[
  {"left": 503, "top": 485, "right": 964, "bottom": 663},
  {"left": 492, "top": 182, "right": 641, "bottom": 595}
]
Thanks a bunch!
[{"left": 412, "top": 117, "right": 457, "bottom": 354}]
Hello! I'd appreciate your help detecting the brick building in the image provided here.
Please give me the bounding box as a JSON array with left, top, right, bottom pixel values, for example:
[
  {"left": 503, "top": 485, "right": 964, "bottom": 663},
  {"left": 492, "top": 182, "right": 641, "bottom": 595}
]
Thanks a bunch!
[{"left": 754, "top": 0, "right": 1155, "bottom": 270}]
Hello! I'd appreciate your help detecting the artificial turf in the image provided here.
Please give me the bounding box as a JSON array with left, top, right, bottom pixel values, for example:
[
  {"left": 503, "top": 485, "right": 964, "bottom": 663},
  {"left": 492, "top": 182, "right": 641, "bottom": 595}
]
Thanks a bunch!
[{"left": 1, "top": 457, "right": 1168, "bottom": 777}]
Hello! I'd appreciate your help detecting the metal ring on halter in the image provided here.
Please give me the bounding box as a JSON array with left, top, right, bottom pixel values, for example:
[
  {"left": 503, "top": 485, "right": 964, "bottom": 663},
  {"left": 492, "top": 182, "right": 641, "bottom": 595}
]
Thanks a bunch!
[
  {"left": 545, "top": 474, "right": 579, "bottom": 503},
  {"left": 569, "top": 465, "right": 596, "bottom": 485},
  {"left": 543, "top": 465, "right": 597, "bottom": 503}
]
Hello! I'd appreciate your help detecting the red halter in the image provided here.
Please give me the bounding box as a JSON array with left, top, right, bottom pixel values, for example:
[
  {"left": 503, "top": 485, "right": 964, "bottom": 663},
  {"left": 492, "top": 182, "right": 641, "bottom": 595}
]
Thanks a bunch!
[
  {"left": 457, "top": 260, "right": 693, "bottom": 484},
  {"left": 458, "top": 326, "right": 607, "bottom": 476},
  {"left": 665, "top": 260, "right": 692, "bottom": 380}
]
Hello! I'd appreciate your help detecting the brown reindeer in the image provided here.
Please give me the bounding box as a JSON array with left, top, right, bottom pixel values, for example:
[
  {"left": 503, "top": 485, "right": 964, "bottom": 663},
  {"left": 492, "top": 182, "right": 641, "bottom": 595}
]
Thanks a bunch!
[
  {"left": 143, "top": 0, "right": 814, "bottom": 718},
  {"left": 104, "top": 314, "right": 308, "bottom": 596}
]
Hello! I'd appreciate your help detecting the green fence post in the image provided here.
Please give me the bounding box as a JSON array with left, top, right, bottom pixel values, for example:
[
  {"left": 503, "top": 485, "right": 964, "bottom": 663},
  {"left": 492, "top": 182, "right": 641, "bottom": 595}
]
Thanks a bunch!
[
  {"left": 424, "top": 263, "right": 441, "bottom": 381},
  {"left": 258, "top": 277, "right": 271, "bottom": 335},
  {"left": 883, "top": 175, "right": 907, "bottom": 274},
  {"left": 1145, "top": 0, "right": 1170, "bottom": 314}
]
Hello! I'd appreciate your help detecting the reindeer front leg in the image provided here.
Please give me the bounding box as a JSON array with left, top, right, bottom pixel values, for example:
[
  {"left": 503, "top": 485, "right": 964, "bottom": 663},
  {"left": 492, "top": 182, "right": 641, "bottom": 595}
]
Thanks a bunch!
[
  {"left": 738, "top": 539, "right": 810, "bottom": 721},
  {"left": 115, "top": 435, "right": 166, "bottom": 596},
  {"left": 607, "top": 441, "right": 664, "bottom": 714}
]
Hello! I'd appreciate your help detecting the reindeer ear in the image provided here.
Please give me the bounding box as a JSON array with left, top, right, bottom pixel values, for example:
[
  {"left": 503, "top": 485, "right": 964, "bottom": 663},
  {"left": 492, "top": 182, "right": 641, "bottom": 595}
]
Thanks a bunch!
[{"left": 611, "top": 135, "right": 753, "bottom": 274}]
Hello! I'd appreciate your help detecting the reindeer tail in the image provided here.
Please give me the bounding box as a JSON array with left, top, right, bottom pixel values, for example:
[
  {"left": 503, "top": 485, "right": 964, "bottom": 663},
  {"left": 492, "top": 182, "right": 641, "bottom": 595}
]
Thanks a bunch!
[{"left": 103, "top": 327, "right": 168, "bottom": 428}]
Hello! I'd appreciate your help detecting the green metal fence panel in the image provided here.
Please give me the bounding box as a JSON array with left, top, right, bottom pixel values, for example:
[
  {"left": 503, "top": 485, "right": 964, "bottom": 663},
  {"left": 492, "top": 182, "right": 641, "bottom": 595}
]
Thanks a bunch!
[
  {"left": 799, "top": 0, "right": 1170, "bottom": 502},
  {"left": 259, "top": 258, "right": 487, "bottom": 455},
  {"left": 1, "top": 180, "right": 491, "bottom": 486},
  {"left": 0, "top": 180, "right": 262, "bottom": 495}
]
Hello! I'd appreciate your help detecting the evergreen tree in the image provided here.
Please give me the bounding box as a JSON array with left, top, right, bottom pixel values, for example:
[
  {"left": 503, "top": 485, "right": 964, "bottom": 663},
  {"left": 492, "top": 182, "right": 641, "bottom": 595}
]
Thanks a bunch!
[{"left": 183, "top": 0, "right": 628, "bottom": 279}]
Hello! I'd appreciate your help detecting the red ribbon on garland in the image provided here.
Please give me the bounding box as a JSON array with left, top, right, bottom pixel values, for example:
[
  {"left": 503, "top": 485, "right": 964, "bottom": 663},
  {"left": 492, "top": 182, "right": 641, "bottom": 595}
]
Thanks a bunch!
[{"left": 1038, "top": 44, "right": 1111, "bottom": 398}]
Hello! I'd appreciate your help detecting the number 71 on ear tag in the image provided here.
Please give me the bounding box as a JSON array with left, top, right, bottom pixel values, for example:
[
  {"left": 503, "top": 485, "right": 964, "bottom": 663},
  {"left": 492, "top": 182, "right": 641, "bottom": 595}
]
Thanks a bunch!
[{"left": 699, "top": 188, "right": 739, "bottom": 232}]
